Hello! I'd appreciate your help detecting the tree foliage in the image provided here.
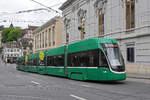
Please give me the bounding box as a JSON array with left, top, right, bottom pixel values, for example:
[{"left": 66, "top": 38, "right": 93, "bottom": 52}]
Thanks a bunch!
[{"left": 2, "top": 27, "right": 22, "bottom": 43}]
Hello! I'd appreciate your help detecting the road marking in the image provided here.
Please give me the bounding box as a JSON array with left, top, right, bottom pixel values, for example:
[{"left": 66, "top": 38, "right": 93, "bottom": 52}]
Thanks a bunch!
[
  {"left": 31, "top": 81, "right": 40, "bottom": 85},
  {"left": 70, "top": 94, "right": 86, "bottom": 100},
  {"left": 81, "top": 85, "right": 91, "bottom": 88},
  {"left": 0, "top": 94, "right": 48, "bottom": 99}
]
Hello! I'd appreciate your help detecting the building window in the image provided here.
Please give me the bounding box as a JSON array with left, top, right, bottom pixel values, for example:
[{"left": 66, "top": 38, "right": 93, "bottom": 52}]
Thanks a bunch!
[
  {"left": 52, "top": 26, "right": 55, "bottom": 46},
  {"left": 35, "top": 36, "right": 36, "bottom": 49},
  {"left": 49, "top": 28, "right": 51, "bottom": 46},
  {"left": 98, "top": 9, "right": 104, "bottom": 36},
  {"left": 45, "top": 30, "right": 47, "bottom": 47},
  {"left": 64, "top": 18, "right": 70, "bottom": 43},
  {"left": 42, "top": 32, "right": 44, "bottom": 48},
  {"left": 127, "top": 47, "right": 135, "bottom": 62},
  {"left": 40, "top": 33, "right": 41, "bottom": 48},
  {"left": 126, "top": 0, "right": 135, "bottom": 29},
  {"left": 37, "top": 35, "right": 39, "bottom": 48}
]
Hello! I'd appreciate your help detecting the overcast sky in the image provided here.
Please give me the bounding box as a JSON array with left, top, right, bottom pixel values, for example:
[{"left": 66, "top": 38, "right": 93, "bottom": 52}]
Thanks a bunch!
[{"left": 0, "top": 0, "right": 67, "bottom": 28}]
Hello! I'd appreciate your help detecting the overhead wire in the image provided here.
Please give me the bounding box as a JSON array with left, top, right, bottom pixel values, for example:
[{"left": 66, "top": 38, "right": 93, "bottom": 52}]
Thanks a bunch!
[
  {"left": 0, "top": 1, "right": 63, "bottom": 16},
  {"left": 0, "top": 1, "right": 63, "bottom": 27},
  {"left": 30, "top": 0, "right": 61, "bottom": 14},
  {"left": 0, "top": 19, "right": 48, "bottom": 23},
  {"left": 0, "top": 1, "right": 63, "bottom": 25}
]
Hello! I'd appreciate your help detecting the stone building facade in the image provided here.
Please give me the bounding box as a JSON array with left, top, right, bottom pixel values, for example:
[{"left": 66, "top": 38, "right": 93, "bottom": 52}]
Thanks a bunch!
[
  {"left": 33, "top": 16, "right": 62, "bottom": 52},
  {"left": 60, "top": 0, "right": 150, "bottom": 74},
  {"left": 20, "top": 26, "right": 38, "bottom": 55},
  {"left": 0, "top": 26, "right": 4, "bottom": 48},
  {"left": 2, "top": 41, "right": 22, "bottom": 63}
]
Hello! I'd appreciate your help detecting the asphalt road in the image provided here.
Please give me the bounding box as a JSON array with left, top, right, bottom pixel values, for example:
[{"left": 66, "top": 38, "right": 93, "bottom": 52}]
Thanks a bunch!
[{"left": 0, "top": 59, "right": 150, "bottom": 100}]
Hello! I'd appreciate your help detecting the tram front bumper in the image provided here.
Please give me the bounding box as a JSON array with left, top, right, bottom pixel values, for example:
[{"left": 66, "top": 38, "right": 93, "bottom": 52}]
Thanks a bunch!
[{"left": 108, "top": 72, "right": 126, "bottom": 81}]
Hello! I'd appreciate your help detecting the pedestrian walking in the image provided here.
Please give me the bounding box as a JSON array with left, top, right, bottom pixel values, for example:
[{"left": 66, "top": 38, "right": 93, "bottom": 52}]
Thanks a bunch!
[{"left": 5, "top": 58, "right": 7, "bottom": 66}]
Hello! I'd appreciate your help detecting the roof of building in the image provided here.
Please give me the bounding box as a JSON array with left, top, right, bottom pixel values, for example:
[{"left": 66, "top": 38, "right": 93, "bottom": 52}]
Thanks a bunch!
[
  {"left": 21, "top": 25, "right": 38, "bottom": 36},
  {"left": 33, "top": 16, "right": 61, "bottom": 34},
  {"left": 3, "top": 41, "right": 21, "bottom": 48},
  {"left": 28, "top": 25, "right": 38, "bottom": 30},
  {"left": 59, "top": 0, "right": 75, "bottom": 10},
  {"left": 9, "top": 23, "right": 14, "bottom": 28}
]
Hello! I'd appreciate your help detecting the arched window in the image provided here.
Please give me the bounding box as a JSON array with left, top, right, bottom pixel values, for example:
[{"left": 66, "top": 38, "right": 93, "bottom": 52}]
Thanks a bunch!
[
  {"left": 126, "top": 0, "right": 135, "bottom": 29},
  {"left": 98, "top": 9, "right": 104, "bottom": 36}
]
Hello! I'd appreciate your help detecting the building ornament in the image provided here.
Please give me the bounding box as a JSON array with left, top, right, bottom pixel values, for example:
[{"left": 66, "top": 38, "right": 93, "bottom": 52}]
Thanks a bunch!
[
  {"left": 77, "top": 8, "right": 87, "bottom": 24},
  {"left": 94, "top": 0, "right": 107, "bottom": 16},
  {"left": 120, "top": 0, "right": 137, "bottom": 7},
  {"left": 64, "top": 17, "right": 70, "bottom": 26}
]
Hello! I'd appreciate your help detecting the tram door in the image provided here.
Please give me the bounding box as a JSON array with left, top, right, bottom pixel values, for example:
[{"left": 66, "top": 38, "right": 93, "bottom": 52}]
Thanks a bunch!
[
  {"left": 98, "top": 68, "right": 108, "bottom": 80},
  {"left": 98, "top": 51, "right": 108, "bottom": 80},
  {"left": 87, "top": 68, "right": 99, "bottom": 80},
  {"left": 87, "top": 50, "right": 99, "bottom": 80}
]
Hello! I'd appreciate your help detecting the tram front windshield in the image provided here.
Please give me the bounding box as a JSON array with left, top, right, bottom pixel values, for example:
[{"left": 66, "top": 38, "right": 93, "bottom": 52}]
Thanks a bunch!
[{"left": 101, "top": 43, "right": 125, "bottom": 72}]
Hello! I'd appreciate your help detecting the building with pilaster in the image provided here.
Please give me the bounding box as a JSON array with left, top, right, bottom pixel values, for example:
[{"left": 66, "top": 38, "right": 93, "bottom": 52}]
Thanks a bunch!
[
  {"left": 33, "top": 16, "right": 62, "bottom": 52},
  {"left": 60, "top": 0, "right": 150, "bottom": 74}
]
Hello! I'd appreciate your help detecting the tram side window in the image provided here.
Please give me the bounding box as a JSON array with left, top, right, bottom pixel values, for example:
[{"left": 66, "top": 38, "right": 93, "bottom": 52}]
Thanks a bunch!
[
  {"left": 17, "top": 60, "right": 20, "bottom": 65},
  {"left": 99, "top": 51, "right": 108, "bottom": 67},
  {"left": 69, "top": 49, "right": 99, "bottom": 67},
  {"left": 67, "top": 54, "right": 71, "bottom": 66},
  {"left": 29, "top": 59, "right": 34, "bottom": 66},
  {"left": 18, "top": 60, "right": 21, "bottom": 65},
  {"left": 53, "top": 56, "right": 58, "bottom": 66},
  {"left": 27, "top": 59, "right": 30, "bottom": 65},
  {"left": 19, "top": 60, "right": 21, "bottom": 65},
  {"left": 23, "top": 60, "right": 25, "bottom": 65},
  {"left": 30, "top": 59, "right": 36, "bottom": 66},
  {"left": 33, "top": 59, "right": 37, "bottom": 65},
  {"left": 27, "top": 59, "right": 30, "bottom": 66},
  {"left": 47, "top": 55, "right": 64, "bottom": 66},
  {"left": 88, "top": 50, "right": 99, "bottom": 67},
  {"left": 38, "top": 58, "right": 45, "bottom": 66},
  {"left": 47, "top": 56, "right": 53, "bottom": 66},
  {"left": 57, "top": 55, "right": 64, "bottom": 66},
  {"left": 71, "top": 54, "right": 82, "bottom": 66},
  {"left": 20, "top": 60, "right": 23, "bottom": 65}
]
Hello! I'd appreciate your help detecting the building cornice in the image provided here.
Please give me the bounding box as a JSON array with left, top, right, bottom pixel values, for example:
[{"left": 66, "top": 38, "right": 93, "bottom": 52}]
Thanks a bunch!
[
  {"left": 33, "top": 16, "right": 61, "bottom": 34},
  {"left": 59, "top": 0, "right": 75, "bottom": 10}
]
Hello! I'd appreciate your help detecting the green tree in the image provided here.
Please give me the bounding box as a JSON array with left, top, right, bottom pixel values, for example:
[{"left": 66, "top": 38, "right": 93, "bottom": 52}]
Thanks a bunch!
[
  {"left": 2, "top": 28, "right": 13, "bottom": 43},
  {"left": 2, "top": 27, "right": 22, "bottom": 43}
]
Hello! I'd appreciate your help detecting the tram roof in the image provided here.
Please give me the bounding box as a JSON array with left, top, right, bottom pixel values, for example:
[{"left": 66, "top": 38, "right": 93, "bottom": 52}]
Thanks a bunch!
[
  {"left": 68, "top": 38, "right": 117, "bottom": 53},
  {"left": 47, "top": 46, "right": 66, "bottom": 56}
]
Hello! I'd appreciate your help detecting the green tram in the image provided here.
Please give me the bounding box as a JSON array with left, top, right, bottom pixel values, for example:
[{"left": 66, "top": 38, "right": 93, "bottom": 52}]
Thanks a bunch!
[{"left": 16, "top": 38, "right": 126, "bottom": 81}]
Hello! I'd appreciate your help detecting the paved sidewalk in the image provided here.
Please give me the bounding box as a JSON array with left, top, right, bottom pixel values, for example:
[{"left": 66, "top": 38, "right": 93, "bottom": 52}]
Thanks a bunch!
[{"left": 127, "top": 73, "right": 150, "bottom": 80}]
